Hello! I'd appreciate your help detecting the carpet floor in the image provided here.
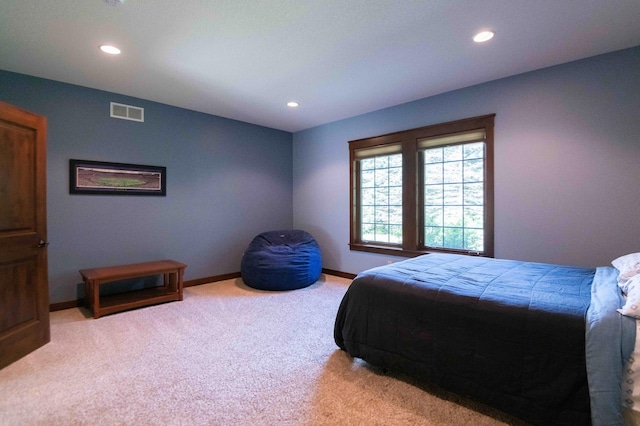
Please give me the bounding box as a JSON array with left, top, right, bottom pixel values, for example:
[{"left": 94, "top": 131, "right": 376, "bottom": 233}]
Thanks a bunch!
[{"left": 0, "top": 274, "right": 527, "bottom": 425}]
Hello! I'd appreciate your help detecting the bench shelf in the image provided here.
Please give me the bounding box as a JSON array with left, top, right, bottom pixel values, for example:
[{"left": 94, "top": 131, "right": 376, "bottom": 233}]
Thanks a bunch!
[{"left": 79, "top": 260, "right": 187, "bottom": 319}]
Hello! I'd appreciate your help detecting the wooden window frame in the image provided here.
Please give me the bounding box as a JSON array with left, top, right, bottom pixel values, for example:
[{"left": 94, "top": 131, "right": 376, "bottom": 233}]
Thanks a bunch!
[{"left": 349, "top": 114, "right": 495, "bottom": 258}]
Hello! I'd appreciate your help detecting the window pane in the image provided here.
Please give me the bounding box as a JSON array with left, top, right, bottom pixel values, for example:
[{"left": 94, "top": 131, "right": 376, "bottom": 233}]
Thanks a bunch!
[
  {"left": 375, "top": 169, "right": 389, "bottom": 186},
  {"left": 424, "top": 185, "right": 443, "bottom": 206},
  {"left": 375, "top": 206, "right": 388, "bottom": 223},
  {"left": 361, "top": 170, "right": 374, "bottom": 187},
  {"left": 442, "top": 145, "right": 462, "bottom": 161},
  {"left": 362, "top": 223, "right": 376, "bottom": 241},
  {"left": 389, "top": 167, "right": 402, "bottom": 186},
  {"left": 361, "top": 188, "right": 375, "bottom": 205},
  {"left": 357, "top": 152, "right": 403, "bottom": 245},
  {"left": 464, "top": 158, "right": 483, "bottom": 182},
  {"left": 463, "top": 182, "right": 483, "bottom": 205},
  {"left": 376, "top": 224, "right": 389, "bottom": 242},
  {"left": 389, "top": 206, "right": 402, "bottom": 225},
  {"left": 443, "top": 183, "right": 463, "bottom": 205},
  {"left": 389, "top": 225, "right": 402, "bottom": 244},
  {"left": 464, "top": 206, "right": 483, "bottom": 228},
  {"left": 444, "top": 206, "right": 463, "bottom": 226},
  {"left": 424, "top": 147, "right": 443, "bottom": 164},
  {"left": 375, "top": 156, "right": 389, "bottom": 169},
  {"left": 424, "top": 207, "right": 443, "bottom": 226},
  {"left": 424, "top": 163, "right": 443, "bottom": 184},
  {"left": 389, "top": 187, "right": 402, "bottom": 205},
  {"left": 361, "top": 158, "right": 375, "bottom": 170},
  {"left": 362, "top": 206, "right": 375, "bottom": 223},
  {"left": 444, "top": 227, "right": 464, "bottom": 249},
  {"left": 389, "top": 155, "right": 403, "bottom": 167},
  {"left": 464, "top": 229, "right": 484, "bottom": 252},
  {"left": 463, "top": 142, "right": 484, "bottom": 160},
  {"left": 443, "top": 145, "right": 463, "bottom": 162},
  {"left": 375, "top": 187, "right": 388, "bottom": 205},
  {"left": 443, "top": 161, "right": 462, "bottom": 183},
  {"left": 425, "top": 227, "right": 444, "bottom": 247}
]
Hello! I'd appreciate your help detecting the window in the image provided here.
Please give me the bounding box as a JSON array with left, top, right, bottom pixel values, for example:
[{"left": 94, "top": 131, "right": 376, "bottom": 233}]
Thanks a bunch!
[
  {"left": 349, "top": 114, "right": 494, "bottom": 258},
  {"left": 358, "top": 150, "right": 403, "bottom": 244}
]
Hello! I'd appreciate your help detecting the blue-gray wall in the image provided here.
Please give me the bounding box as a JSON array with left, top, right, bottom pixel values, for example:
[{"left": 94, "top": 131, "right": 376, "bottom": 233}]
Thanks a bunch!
[
  {"left": 0, "top": 71, "right": 293, "bottom": 304},
  {"left": 3, "top": 46, "right": 639, "bottom": 303},
  {"left": 293, "top": 47, "right": 640, "bottom": 273}
]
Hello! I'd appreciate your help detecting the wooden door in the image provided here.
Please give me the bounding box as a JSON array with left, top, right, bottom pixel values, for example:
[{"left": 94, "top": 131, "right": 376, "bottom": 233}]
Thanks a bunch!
[{"left": 0, "top": 101, "right": 49, "bottom": 369}]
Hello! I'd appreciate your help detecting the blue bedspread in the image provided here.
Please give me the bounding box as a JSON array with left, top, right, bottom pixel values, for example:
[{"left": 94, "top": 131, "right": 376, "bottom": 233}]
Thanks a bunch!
[
  {"left": 335, "top": 254, "right": 633, "bottom": 425},
  {"left": 586, "top": 266, "right": 636, "bottom": 425}
]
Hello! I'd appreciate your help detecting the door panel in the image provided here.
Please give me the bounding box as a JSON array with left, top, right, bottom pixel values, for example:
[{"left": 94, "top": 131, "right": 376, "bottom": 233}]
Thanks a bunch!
[
  {"left": 0, "top": 121, "right": 36, "bottom": 231},
  {"left": 0, "top": 101, "right": 49, "bottom": 370}
]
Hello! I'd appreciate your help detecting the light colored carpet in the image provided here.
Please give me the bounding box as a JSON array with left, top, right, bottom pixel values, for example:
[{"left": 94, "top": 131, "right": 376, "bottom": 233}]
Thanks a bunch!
[{"left": 0, "top": 275, "right": 527, "bottom": 425}]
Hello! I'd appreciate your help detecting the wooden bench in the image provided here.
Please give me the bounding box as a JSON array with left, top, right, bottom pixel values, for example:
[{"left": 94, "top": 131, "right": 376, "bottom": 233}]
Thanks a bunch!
[{"left": 79, "top": 260, "right": 187, "bottom": 319}]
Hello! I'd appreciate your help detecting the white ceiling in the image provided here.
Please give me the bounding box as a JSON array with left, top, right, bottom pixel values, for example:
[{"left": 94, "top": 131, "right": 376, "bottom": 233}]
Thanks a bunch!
[{"left": 1, "top": 1, "right": 639, "bottom": 133}]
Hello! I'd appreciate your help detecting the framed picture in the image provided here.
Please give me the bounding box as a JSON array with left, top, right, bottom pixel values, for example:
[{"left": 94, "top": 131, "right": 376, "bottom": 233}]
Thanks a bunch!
[{"left": 69, "top": 159, "right": 166, "bottom": 196}]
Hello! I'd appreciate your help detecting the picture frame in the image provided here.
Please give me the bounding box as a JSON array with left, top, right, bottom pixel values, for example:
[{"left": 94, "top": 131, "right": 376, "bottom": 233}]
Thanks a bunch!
[{"left": 69, "top": 159, "right": 166, "bottom": 196}]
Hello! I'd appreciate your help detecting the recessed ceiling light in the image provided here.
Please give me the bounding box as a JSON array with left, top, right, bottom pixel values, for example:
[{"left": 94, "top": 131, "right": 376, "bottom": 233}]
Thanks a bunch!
[
  {"left": 287, "top": 102, "right": 299, "bottom": 108},
  {"left": 99, "top": 45, "right": 121, "bottom": 55},
  {"left": 473, "top": 31, "right": 494, "bottom": 43}
]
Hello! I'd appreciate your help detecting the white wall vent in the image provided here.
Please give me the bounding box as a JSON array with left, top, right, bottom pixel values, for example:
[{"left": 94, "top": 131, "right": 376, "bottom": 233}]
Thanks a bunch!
[{"left": 110, "top": 102, "right": 144, "bottom": 122}]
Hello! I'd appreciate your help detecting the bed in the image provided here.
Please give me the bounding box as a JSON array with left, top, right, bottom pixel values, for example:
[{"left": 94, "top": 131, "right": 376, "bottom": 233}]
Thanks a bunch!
[{"left": 334, "top": 253, "right": 638, "bottom": 425}]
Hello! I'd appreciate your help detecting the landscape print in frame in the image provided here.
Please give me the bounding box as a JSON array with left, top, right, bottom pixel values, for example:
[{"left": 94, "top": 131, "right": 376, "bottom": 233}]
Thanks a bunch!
[{"left": 70, "top": 159, "right": 166, "bottom": 196}]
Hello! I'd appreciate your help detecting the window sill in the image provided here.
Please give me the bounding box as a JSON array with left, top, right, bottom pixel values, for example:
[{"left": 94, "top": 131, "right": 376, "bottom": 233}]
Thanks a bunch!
[
  {"left": 348, "top": 243, "right": 425, "bottom": 258},
  {"left": 349, "top": 243, "right": 491, "bottom": 258}
]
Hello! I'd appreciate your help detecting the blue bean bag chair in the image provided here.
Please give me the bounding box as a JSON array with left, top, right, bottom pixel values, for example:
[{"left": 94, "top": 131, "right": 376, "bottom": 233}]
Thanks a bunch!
[{"left": 241, "top": 230, "right": 322, "bottom": 291}]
